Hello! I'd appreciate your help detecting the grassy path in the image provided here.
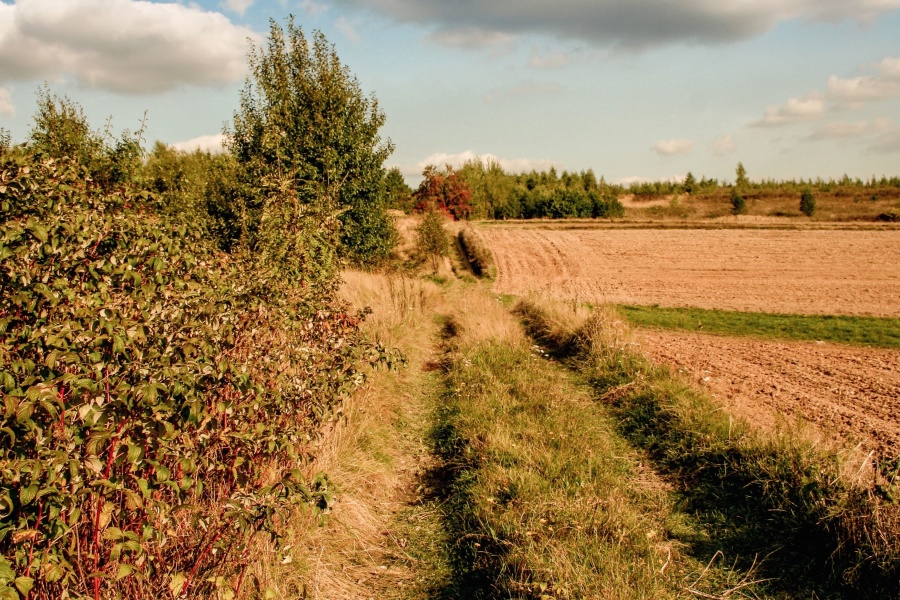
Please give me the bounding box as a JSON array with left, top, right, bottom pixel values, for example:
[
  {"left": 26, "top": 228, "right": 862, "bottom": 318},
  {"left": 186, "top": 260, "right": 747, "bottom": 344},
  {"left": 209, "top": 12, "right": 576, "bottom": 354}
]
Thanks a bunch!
[{"left": 258, "top": 268, "right": 899, "bottom": 599}]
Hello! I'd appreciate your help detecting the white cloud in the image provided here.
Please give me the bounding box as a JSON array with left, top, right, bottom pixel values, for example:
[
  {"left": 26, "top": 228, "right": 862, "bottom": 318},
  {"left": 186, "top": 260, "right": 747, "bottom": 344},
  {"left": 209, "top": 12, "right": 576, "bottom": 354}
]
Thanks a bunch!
[
  {"left": 335, "top": 16, "right": 361, "bottom": 44},
  {"left": 529, "top": 49, "right": 571, "bottom": 69},
  {"left": 426, "top": 27, "right": 516, "bottom": 49},
  {"left": 826, "top": 56, "right": 900, "bottom": 103},
  {"left": 397, "top": 150, "right": 562, "bottom": 179},
  {"left": 753, "top": 55, "right": 900, "bottom": 128},
  {"left": 713, "top": 134, "right": 734, "bottom": 155},
  {"left": 0, "top": 0, "right": 258, "bottom": 94},
  {"left": 330, "top": 0, "right": 900, "bottom": 49},
  {"left": 485, "top": 80, "right": 561, "bottom": 103},
  {"left": 171, "top": 133, "right": 226, "bottom": 154},
  {"left": 652, "top": 139, "right": 693, "bottom": 156},
  {"left": 221, "top": 0, "right": 254, "bottom": 16},
  {"left": 0, "top": 87, "right": 14, "bottom": 116},
  {"left": 752, "top": 94, "right": 826, "bottom": 127}
]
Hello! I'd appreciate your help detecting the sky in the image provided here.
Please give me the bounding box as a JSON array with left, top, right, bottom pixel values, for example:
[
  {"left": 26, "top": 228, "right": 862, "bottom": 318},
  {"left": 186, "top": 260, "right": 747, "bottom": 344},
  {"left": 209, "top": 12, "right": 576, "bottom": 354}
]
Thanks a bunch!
[{"left": 1, "top": 0, "right": 899, "bottom": 185}]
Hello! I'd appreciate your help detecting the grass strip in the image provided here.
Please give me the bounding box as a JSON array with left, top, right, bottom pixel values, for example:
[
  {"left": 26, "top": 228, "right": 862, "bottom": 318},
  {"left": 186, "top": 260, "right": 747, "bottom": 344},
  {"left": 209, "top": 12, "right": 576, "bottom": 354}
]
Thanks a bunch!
[
  {"left": 516, "top": 299, "right": 900, "bottom": 599},
  {"left": 616, "top": 304, "right": 900, "bottom": 348},
  {"left": 427, "top": 291, "right": 764, "bottom": 599}
]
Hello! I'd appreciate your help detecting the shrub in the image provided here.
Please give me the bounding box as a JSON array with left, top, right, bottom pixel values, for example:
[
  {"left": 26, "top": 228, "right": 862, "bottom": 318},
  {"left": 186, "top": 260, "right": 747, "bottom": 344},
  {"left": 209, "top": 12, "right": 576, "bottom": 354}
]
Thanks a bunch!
[
  {"left": 800, "top": 189, "right": 816, "bottom": 217},
  {"left": 0, "top": 150, "right": 372, "bottom": 599},
  {"left": 876, "top": 211, "right": 900, "bottom": 222},
  {"left": 731, "top": 188, "right": 747, "bottom": 215}
]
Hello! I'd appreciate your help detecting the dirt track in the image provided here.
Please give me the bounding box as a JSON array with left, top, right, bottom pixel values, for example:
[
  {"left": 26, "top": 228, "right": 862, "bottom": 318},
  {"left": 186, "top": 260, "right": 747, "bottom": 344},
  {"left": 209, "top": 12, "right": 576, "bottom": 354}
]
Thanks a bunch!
[
  {"left": 636, "top": 330, "right": 900, "bottom": 458},
  {"left": 485, "top": 227, "right": 900, "bottom": 317}
]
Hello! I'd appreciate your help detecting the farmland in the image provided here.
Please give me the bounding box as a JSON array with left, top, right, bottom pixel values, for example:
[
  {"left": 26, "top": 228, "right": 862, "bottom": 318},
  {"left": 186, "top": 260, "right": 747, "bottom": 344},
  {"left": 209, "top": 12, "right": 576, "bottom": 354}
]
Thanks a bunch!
[
  {"left": 486, "top": 223, "right": 900, "bottom": 317},
  {"left": 482, "top": 221, "right": 900, "bottom": 459}
]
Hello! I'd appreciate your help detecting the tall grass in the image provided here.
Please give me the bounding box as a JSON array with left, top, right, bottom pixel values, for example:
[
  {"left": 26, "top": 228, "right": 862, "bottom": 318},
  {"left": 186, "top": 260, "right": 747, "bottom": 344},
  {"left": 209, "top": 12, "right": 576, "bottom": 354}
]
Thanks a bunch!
[
  {"left": 428, "top": 288, "right": 764, "bottom": 598},
  {"left": 515, "top": 298, "right": 900, "bottom": 598}
]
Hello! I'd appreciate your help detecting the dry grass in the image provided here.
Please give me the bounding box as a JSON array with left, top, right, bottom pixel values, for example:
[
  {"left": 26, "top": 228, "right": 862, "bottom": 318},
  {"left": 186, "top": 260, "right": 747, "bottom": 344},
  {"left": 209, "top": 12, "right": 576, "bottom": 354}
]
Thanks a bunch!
[{"left": 244, "top": 270, "right": 449, "bottom": 599}]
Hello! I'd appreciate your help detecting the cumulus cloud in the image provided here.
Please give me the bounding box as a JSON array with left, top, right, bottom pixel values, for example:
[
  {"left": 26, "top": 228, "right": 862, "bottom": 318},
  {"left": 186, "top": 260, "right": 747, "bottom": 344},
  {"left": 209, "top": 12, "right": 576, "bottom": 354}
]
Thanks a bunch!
[
  {"left": 0, "top": 87, "right": 14, "bottom": 116},
  {"left": 827, "top": 56, "right": 900, "bottom": 104},
  {"left": 753, "top": 56, "right": 900, "bottom": 127},
  {"left": 335, "top": 16, "right": 361, "bottom": 43},
  {"left": 397, "top": 150, "right": 562, "bottom": 179},
  {"left": 652, "top": 138, "right": 693, "bottom": 155},
  {"left": 221, "top": 0, "right": 254, "bottom": 16},
  {"left": 0, "top": 0, "right": 258, "bottom": 94},
  {"left": 171, "top": 133, "right": 227, "bottom": 154},
  {"left": 752, "top": 95, "right": 826, "bottom": 127},
  {"left": 485, "top": 80, "right": 561, "bottom": 103},
  {"left": 329, "top": 0, "right": 900, "bottom": 49},
  {"left": 713, "top": 134, "right": 735, "bottom": 155}
]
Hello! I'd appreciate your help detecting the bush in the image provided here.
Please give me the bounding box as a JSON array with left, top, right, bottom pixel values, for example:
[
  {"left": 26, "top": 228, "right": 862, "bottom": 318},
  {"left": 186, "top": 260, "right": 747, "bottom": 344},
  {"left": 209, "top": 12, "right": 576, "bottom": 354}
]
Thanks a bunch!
[
  {"left": 0, "top": 147, "right": 372, "bottom": 598},
  {"left": 731, "top": 188, "right": 747, "bottom": 215},
  {"left": 800, "top": 189, "right": 816, "bottom": 217},
  {"left": 876, "top": 211, "right": 900, "bottom": 222}
]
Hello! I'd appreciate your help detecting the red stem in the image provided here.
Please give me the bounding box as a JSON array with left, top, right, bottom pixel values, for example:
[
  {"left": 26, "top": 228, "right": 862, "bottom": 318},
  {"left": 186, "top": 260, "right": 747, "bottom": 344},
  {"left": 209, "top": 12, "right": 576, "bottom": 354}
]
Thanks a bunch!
[{"left": 181, "top": 528, "right": 225, "bottom": 596}]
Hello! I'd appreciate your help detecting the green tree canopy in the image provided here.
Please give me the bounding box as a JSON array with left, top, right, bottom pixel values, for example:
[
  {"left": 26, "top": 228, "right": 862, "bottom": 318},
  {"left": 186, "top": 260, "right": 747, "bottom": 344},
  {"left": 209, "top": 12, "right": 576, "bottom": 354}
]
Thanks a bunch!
[{"left": 228, "top": 17, "right": 395, "bottom": 266}]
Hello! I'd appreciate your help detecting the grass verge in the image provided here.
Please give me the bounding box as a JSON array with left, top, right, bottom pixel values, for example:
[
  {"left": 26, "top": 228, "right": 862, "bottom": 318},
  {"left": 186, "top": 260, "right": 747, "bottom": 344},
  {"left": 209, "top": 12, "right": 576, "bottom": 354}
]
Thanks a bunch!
[
  {"left": 616, "top": 304, "right": 900, "bottom": 348},
  {"left": 516, "top": 298, "right": 900, "bottom": 598},
  {"left": 428, "top": 287, "right": 766, "bottom": 599}
]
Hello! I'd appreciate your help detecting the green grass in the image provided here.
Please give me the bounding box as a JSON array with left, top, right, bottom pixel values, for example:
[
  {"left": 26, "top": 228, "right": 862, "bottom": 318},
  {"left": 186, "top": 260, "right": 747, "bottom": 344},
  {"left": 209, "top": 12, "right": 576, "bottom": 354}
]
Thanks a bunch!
[
  {"left": 427, "top": 305, "right": 764, "bottom": 599},
  {"left": 616, "top": 304, "right": 900, "bottom": 348},
  {"left": 515, "top": 299, "right": 900, "bottom": 599}
]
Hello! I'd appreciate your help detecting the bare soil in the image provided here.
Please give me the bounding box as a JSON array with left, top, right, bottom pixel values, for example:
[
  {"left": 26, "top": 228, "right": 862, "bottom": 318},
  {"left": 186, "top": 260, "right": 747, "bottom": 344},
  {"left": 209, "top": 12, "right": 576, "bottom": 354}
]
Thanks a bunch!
[
  {"left": 485, "top": 227, "right": 900, "bottom": 317},
  {"left": 636, "top": 329, "right": 900, "bottom": 459}
]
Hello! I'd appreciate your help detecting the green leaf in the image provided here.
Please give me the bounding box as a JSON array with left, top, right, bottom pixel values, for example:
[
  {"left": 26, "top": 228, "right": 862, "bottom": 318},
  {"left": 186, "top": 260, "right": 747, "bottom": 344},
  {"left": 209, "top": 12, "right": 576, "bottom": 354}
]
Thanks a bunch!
[
  {"left": 168, "top": 572, "right": 187, "bottom": 596},
  {"left": 13, "top": 577, "right": 33, "bottom": 597},
  {"left": 115, "top": 563, "right": 134, "bottom": 580},
  {"left": 0, "top": 558, "right": 14, "bottom": 583},
  {"left": 18, "top": 485, "right": 38, "bottom": 506}
]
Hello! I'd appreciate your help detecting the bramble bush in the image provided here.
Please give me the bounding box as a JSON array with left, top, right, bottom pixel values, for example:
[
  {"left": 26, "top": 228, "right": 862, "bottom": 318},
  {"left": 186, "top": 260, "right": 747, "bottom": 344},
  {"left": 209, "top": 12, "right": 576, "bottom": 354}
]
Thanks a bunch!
[{"left": 0, "top": 150, "right": 378, "bottom": 599}]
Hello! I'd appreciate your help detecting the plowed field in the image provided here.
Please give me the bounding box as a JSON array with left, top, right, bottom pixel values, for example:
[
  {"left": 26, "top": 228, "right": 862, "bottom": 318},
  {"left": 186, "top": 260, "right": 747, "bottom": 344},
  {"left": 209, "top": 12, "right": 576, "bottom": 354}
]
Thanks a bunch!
[
  {"left": 637, "top": 330, "right": 900, "bottom": 457},
  {"left": 485, "top": 226, "right": 900, "bottom": 317},
  {"left": 484, "top": 224, "right": 900, "bottom": 456}
]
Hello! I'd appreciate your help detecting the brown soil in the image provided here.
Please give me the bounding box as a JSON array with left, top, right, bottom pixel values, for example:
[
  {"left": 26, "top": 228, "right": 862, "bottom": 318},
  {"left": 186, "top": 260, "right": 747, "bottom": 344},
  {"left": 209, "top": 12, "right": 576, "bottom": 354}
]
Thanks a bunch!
[
  {"left": 485, "top": 227, "right": 900, "bottom": 317},
  {"left": 636, "top": 329, "right": 900, "bottom": 459}
]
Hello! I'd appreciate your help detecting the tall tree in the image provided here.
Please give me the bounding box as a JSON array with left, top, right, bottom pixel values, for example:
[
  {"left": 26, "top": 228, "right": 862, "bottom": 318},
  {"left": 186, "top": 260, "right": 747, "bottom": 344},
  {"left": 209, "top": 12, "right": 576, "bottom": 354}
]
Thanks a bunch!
[{"left": 228, "top": 17, "right": 396, "bottom": 266}]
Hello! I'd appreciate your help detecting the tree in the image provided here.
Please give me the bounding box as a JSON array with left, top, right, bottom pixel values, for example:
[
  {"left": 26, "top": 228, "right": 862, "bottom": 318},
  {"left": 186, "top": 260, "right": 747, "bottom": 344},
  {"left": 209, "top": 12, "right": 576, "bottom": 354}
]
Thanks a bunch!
[
  {"left": 413, "top": 164, "right": 473, "bottom": 220},
  {"left": 383, "top": 166, "right": 414, "bottom": 212},
  {"left": 731, "top": 188, "right": 746, "bottom": 215},
  {"left": 228, "top": 17, "right": 395, "bottom": 266},
  {"left": 683, "top": 171, "right": 696, "bottom": 194},
  {"left": 415, "top": 208, "right": 450, "bottom": 272},
  {"left": 800, "top": 189, "right": 816, "bottom": 217},
  {"left": 735, "top": 162, "right": 748, "bottom": 189}
]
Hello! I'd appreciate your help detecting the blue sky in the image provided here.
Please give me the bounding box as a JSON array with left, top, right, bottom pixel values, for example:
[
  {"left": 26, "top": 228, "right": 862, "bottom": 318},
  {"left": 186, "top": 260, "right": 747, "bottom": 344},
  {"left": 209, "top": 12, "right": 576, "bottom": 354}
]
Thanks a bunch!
[{"left": 1, "top": 0, "right": 899, "bottom": 185}]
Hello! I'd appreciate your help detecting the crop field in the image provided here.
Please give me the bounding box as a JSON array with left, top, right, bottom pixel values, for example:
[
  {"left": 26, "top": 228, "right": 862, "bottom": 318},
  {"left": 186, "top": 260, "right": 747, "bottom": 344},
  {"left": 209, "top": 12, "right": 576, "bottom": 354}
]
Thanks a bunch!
[
  {"left": 483, "top": 223, "right": 900, "bottom": 457},
  {"left": 486, "top": 223, "right": 900, "bottom": 317}
]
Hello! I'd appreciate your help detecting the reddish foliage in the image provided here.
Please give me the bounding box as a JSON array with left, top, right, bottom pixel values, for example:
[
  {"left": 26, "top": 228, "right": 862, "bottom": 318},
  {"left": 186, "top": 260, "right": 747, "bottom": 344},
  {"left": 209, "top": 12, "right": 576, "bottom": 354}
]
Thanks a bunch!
[{"left": 413, "top": 164, "right": 472, "bottom": 220}]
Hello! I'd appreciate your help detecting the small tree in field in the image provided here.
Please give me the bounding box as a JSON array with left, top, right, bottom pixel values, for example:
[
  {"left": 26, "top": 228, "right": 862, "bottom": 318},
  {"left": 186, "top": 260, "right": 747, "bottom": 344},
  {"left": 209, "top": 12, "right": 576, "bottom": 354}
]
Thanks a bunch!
[
  {"left": 731, "top": 188, "right": 746, "bottom": 215},
  {"left": 415, "top": 209, "right": 449, "bottom": 272},
  {"left": 800, "top": 189, "right": 816, "bottom": 217}
]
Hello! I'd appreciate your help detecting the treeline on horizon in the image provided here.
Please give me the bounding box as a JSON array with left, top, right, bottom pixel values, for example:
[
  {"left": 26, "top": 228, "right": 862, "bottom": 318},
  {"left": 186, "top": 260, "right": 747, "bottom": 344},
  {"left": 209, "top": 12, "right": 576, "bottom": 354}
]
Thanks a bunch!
[{"left": 384, "top": 159, "right": 900, "bottom": 221}]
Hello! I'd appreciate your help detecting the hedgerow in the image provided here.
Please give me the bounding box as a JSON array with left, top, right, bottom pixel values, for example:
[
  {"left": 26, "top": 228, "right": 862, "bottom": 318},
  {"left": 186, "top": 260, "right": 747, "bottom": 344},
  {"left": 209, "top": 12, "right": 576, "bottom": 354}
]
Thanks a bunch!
[{"left": 0, "top": 149, "right": 376, "bottom": 598}]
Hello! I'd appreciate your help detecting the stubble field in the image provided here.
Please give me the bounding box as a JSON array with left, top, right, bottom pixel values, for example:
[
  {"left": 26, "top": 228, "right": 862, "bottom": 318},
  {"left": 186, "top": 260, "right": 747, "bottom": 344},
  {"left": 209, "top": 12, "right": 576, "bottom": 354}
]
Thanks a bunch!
[{"left": 482, "top": 223, "right": 900, "bottom": 456}]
